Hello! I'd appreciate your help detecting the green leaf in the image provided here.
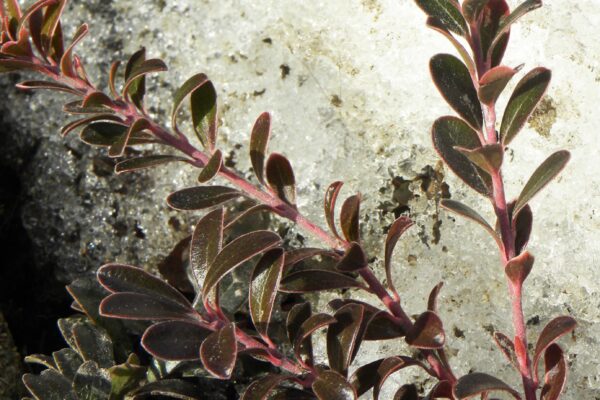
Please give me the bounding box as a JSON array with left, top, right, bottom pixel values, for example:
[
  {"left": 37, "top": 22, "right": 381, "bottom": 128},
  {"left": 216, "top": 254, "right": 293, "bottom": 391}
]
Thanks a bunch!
[
  {"left": 454, "top": 143, "right": 503, "bottom": 174},
  {"left": 453, "top": 372, "right": 520, "bottom": 399},
  {"left": 250, "top": 112, "right": 271, "bottom": 185},
  {"left": 130, "top": 379, "right": 203, "bottom": 399},
  {"left": 533, "top": 316, "right": 577, "bottom": 379},
  {"left": 462, "top": 0, "right": 490, "bottom": 23},
  {"left": 478, "top": 65, "right": 518, "bottom": 105},
  {"left": 0, "top": 59, "right": 45, "bottom": 73},
  {"left": 115, "top": 155, "right": 188, "bottom": 174},
  {"left": 504, "top": 251, "right": 534, "bottom": 287},
  {"left": 141, "top": 320, "right": 210, "bottom": 361},
  {"left": 426, "top": 17, "right": 476, "bottom": 77},
  {"left": 171, "top": 73, "right": 208, "bottom": 133},
  {"left": 414, "top": 0, "right": 468, "bottom": 36},
  {"left": 52, "top": 348, "right": 82, "bottom": 381},
  {"left": 312, "top": 370, "right": 357, "bottom": 400},
  {"left": 250, "top": 249, "right": 285, "bottom": 341},
  {"left": 191, "top": 79, "right": 218, "bottom": 150},
  {"left": 202, "top": 231, "right": 282, "bottom": 302},
  {"left": 440, "top": 199, "right": 500, "bottom": 245},
  {"left": 340, "top": 194, "right": 361, "bottom": 242},
  {"left": 405, "top": 311, "right": 445, "bottom": 349},
  {"left": 336, "top": 242, "right": 367, "bottom": 272},
  {"left": 266, "top": 153, "right": 297, "bottom": 206},
  {"left": 432, "top": 116, "right": 492, "bottom": 196},
  {"left": 72, "top": 321, "right": 114, "bottom": 368},
  {"left": 280, "top": 270, "right": 364, "bottom": 293},
  {"left": 197, "top": 149, "right": 223, "bottom": 183},
  {"left": 514, "top": 204, "right": 533, "bottom": 254},
  {"left": 384, "top": 216, "right": 413, "bottom": 299},
  {"left": 23, "top": 369, "right": 77, "bottom": 400},
  {"left": 24, "top": 353, "right": 57, "bottom": 370},
  {"left": 513, "top": 150, "right": 570, "bottom": 216},
  {"left": 123, "top": 58, "right": 168, "bottom": 109},
  {"left": 327, "top": 304, "right": 366, "bottom": 376},
  {"left": 108, "top": 118, "right": 151, "bottom": 157},
  {"left": 324, "top": 181, "right": 344, "bottom": 240},
  {"left": 430, "top": 54, "right": 482, "bottom": 129},
  {"left": 167, "top": 186, "right": 243, "bottom": 210},
  {"left": 500, "top": 67, "right": 552, "bottom": 145},
  {"left": 73, "top": 361, "right": 112, "bottom": 400},
  {"left": 60, "top": 23, "right": 88, "bottom": 77},
  {"left": 541, "top": 344, "right": 567, "bottom": 400},
  {"left": 82, "top": 91, "right": 114, "bottom": 108},
  {"left": 108, "top": 354, "right": 146, "bottom": 399},
  {"left": 61, "top": 114, "right": 122, "bottom": 137},
  {"left": 489, "top": 0, "right": 543, "bottom": 59},
  {"left": 40, "top": 0, "right": 66, "bottom": 55},
  {"left": 199, "top": 322, "right": 237, "bottom": 379}
]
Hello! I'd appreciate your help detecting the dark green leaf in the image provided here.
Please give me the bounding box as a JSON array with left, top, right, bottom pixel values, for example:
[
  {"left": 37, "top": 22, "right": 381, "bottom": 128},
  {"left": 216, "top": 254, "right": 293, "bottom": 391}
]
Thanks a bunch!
[
  {"left": 97, "top": 263, "right": 191, "bottom": 306},
  {"left": 280, "top": 270, "right": 363, "bottom": 293},
  {"left": 312, "top": 370, "right": 357, "bottom": 400},
  {"left": 493, "top": 331, "right": 519, "bottom": 370},
  {"left": 123, "top": 58, "right": 168, "bottom": 108},
  {"left": 462, "top": 0, "right": 489, "bottom": 23},
  {"left": 336, "top": 242, "right": 367, "bottom": 272},
  {"left": 340, "top": 194, "right": 361, "bottom": 242},
  {"left": 500, "top": 67, "right": 552, "bottom": 145},
  {"left": 284, "top": 248, "right": 340, "bottom": 268},
  {"left": 61, "top": 114, "right": 122, "bottom": 137},
  {"left": 0, "top": 59, "right": 46, "bottom": 73},
  {"left": 513, "top": 150, "right": 570, "bottom": 216},
  {"left": 124, "top": 48, "right": 145, "bottom": 96},
  {"left": 60, "top": 23, "right": 88, "bottom": 77},
  {"left": 453, "top": 372, "right": 520, "bottom": 399},
  {"left": 405, "top": 311, "right": 445, "bottom": 349},
  {"left": 241, "top": 374, "right": 290, "bottom": 400},
  {"left": 191, "top": 79, "right": 218, "bottom": 150},
  {"left": 432, "top": 116, "right": 491, "bottom": 196},
  {"left": 171, "top": 73, "right": 208, "bottom": 133},
  {"left": 541, "top": 344, "right": 567, "bottom": 400},
  {"left": 250, "top": 249, "right": 285, "bottom": 341},
  {"left": 158, "top": 236, "right": 194, "bottom": 294},
  {"left": 426, "top": 17, "right": 476, "bottom": 76},
  {"left": 142, "top": 320, "right": 210, "bottom": 361},
  {"left": 198, "top": 149, "right": 223, "bottom": 183},
  {"left": 250, "top": 112, "right": 271, "bottom": 185},
  {"left": 15, "top": 80, "right": 81, "bottom": 95},
  {"left": 72, "top": 321, "right": 114, "bottom": 368},
  {"left": 79, "top": 122, "right": 127, "bottom": 146},
  {"left": 73, "top": 361, "right": 112, "bottom": 400},
  {"left": 384, "top": 216, "right": 413, "bottom": 299},
  {"left": 478, "top": 65, "right": 518, "bottom": 105},
  {"left": 52, "top": 349, "right": 82, "bottom": 381},
  {"left": 533, "top": 316, "right": 577, "bottom": 377},
  {"left": 109, "top": 61, "right": 121, "bottom": 97},
  {"left": 489, "top": 0, "right": 543, "bottom": 59},
  {"left": 40, "top": 0, "right": 66, "bottom": 55},
  {"left": 455, "top": 143, "right": 503, "bottom": 174},
  {"left": 24, "top": 354, "right": 57, "bottom": 370},
  {"left": 294, "top": 313, "right": 336, "bottom": 363},
  {"left": 108, "top": 118, "right": 151, "bottom": 157},
  {"left": 327, "top": 304, "right": 365, "bottom": 376},
  {"left": 286, "top": 302, "right": 313, "bottom": 365},
  {"left": 414, "top": 0, "right": 467, "bottom": 36},
  {"left": 167, "top": 186, "right": 243, "bottom": 211},
  {"left": 505, "top": 251, "right": 534, "bottom": 287},
  {"left": 115, "top": 155, "right": 188, "bottom": 174},
  {"left": 430, "top": 53, "right": 482, "bottom": 130},
  {"left": 479, "top": 0, "right": 510, "bottom": 67},
  {"left": 99, "top": 292, "right": 194, "bottom": 321},
  {"left": 202, "top": 230, "right": 282, "bottom": 301},
  {"left": 427, "top": 282, "right": 444, "bottom": 313},
  {"left": 82, "top": 91, "right": 114, "bottom": 108},
  {"left": 23, "top": 369, "right": 77, "bottom": 400},
  {"left": 108, "top": 354, "right": 146, "bottom": 398},
  {"left": 199, "top": 322, "right": 237, "bottom": 379},
  {"left": 266, "top": 153, "right": 296, "bottom": 206},
  {"left": 324, "top": 181, "right": 344, "bottom": 240},
  {"left": 440, "top": 199, "right": 499, "bottom": 245}
]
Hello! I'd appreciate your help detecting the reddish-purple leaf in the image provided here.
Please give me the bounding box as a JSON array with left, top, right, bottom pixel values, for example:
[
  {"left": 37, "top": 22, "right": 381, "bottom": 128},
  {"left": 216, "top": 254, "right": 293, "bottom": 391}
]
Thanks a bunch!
[
  {"left": 0, "top": 59, "right": 45, "bottom": 73},
  {"left": 363, "top": 311, "right": 406, "bottom": 340},
  {"left": 167, "top": 186, "right": 243, "bottom": 211},
  {"left": 40, "top": 0, "right": 66, "bottom": 56},
  {"left": 123, "top": 48, "right": 146, "bottom": 107},
  {"left": 324, "top": 181, "right": 344, "bottom": 240},
  {"left": 453, "top": 372, "right": 520, "bottom": 399},
  {"left": 478, "top": 65, "right": 518, "bottom": 105},
  {"left": 99, "top": 292, "right": 193, "bottom": 321},
  {"left": 123, "top": 58, "right": 168, "bottom": 102},
  {"left": 384, "top": 216, "right": 414, "bottom": 298},
  {"left": 455, "top": 144, "right": 503, "bottom": 174},
  {"left": 109, "top": 61, "right": 121, "bottom": 97},
  {"left": 312, "top": 370, "right": 357, "bottom": 400},
  {"left": 513, "top": 150, "right": 570, "bottom": 216},
  {"left": 432, "top": 116, "right": 491, "bottom": 196},
  {"left": 82, "top": 91, "right": 114, "bottom": 108},
  {"left": 440, "top": 199, "right": 501, "bottom": 246},
  {"left": 61, "top": 114, "right": 123, "bottom": 137},
  {"left": 250, "top": 112, "right": 271, "bottom": 186},
  {"left": 413, "top": 0, "right": 467, "bottom": 36},
  {"left": 541, "top": 344, "right": 567, "bottom": 400},
  {"left": 427, "top": 282, "right": 444, "bottom": 313},
  {"left": 266, "top": 153, "right": 296, "bottom": 206},
  {"left": 479, "top": 0, "right": 510, "bottom": 67},
  {"left": 500, "top": 67, "right": 552, "bottom": 145},
  {"left": 171, "top": 73, "right": 208, "bottom": 134},
  {"left": 424, "top": 381, "right": 453, "bottom": 399},
  {"left": 426, "top": 17, "right": 476, "bottom": 76},
  {"left": 405, "top": 311, "right": 445, "bottom": 349},
  {"left": 489, "top": 0, "right": 543, "bottom": 61},
  {"left": 80, "top": 122, "right": 154, "bottom": 147},
  {"left": 199, "top": 322, "right": 237, "bottom": 379},
  {"left": 97, "top": 264, "right": 191, "bottom": 307},
  {"left": 327, "top": 304, "right": 365, "bottom": 376},
  {"left": 350, "top": 358, "right": 384, "bottom": 397},
  {"left": 250, "top": 249, "right": 285, "bottom": 341},
  {"left": 15, "top": 80, "right": 81, "bottom": 95},
  {"left": 340, "top": 194, "right": 361, "bottom": 242},
  {"left": 284, "top": 248, "right": 340, "bottom": 268},
  {"left": 505, "top": 251, "right": 534, "bottom": 287},
  {"left": 533, "top": 316, "right": 577, "bottom": 377},
  {"left": 202, "top": 231, "right": 282, "bottom": 302},
  {"left": 461, "top": 0, "right": 488, "bottom": 23},
  {"left": 108, "top": 118, "right": 151, "bottom": 158},
  {"left": 242, "top": 374, "right": 291, "bottom": 400},
  {"left": 115, "top": 155, "right": 188, "bottom": 174},
  {"left": 514, "top": 204, "right": 533, "bottom": 255},
  {"left": 336, "top": 242, "right": 367, "bottom": 272},
  {"left": 142, "top": 320, "right": 210, "bottom": 361},
  {"left": 294, "top": 313, "right": 336, "bottom": 364},
  {"left": 286, "top": 303, "right": 313, "bottom": 365},
  {"left": 280, "top": 270, "right": 364, "bottom": 293},
  {"left": 374, "top": 357, "right": 429, "bottom": 400},
  {"left": 191, "top": 79, "right": 218, "bottom": 150},
  {"left": 198, "top": 149, "right": 223, "bottom": 183},
  {"left": 60, "top": 23, "right": 88, "bottom": 77},
  {"left": 157, "top": 235, "right": 194, "bottom": 294},
  {"left": 430, "top": 53, "right": 483, "bottom": 130},
  {"left": 394, "top": 385, "right": 419, "bottom": 400},
  {"left": 493, "top": 331, "right": 519, "bottom": 370},
  {"left": 224, "top": 204, "right": 274, "bottom": 230}
]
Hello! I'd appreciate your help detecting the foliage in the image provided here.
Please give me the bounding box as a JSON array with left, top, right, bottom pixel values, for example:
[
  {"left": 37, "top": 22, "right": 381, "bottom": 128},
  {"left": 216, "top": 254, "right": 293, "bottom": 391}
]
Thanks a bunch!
[{"left": 0, "top": 0, "right": 575, "bottom": 399}]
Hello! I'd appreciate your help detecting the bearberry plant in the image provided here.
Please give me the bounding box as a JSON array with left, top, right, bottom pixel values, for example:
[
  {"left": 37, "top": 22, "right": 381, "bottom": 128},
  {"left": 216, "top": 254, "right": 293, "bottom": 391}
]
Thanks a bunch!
[{"left": 1, "top": 0, "right": 576, "bottom": 398}]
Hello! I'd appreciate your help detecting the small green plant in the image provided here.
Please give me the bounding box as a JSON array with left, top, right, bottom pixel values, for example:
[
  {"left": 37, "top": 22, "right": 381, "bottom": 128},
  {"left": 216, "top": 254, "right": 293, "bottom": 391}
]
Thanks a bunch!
[{"left": 1, "top": 0, "right": 575, "bottom": 398}]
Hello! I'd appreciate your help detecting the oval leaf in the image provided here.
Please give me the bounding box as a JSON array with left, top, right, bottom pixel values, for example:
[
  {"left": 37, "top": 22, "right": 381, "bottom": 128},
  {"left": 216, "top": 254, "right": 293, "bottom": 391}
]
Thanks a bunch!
[
  {"left": 200, "top": 322, "right": 237, "bottom": 379},
  {"left": 340, "top": 194, "right": 361, "bottom": 242},
  {"left": 266, "top": 153, "right": 296, "bottom": 206},
  {"left": 336, "top": 242, "right": 367, "bottom": 272},
  {"left": 493, "top": 331, "right": 519, "bottom": 370},
  {"left": 250, "top": 249, "right": 285, "bottom": 341},
  {"left": 384, "top": 216, "right": 414, "bottom": 298},
  {"left": 167, "top": 186, "right": 243, "bottom": 211},
  {"left": 414, "top": 0, "right": 468, "bottom": 36},
  {"left": 541, "top": 344, "right": 567, "bottom": 400},
  {"left": 115, "top": 155, "right": 188, "bottom": 174},
  {"left": 505, "top": 251, "right": 534, "bottom": 287},
  {"left": 242, "top": 374, "right": 291, "bottom": 400},
  {"left": 327, "top": 304, "right": 365, "bottom": 376},
  {"left": 426, "top": 17, "right": 476, "bottom": 76},
  {"left": 440, "top": 199, "right": 500, "bottom": 246},
  {"left": 142, "top": 320, "right": 210, "bottom": 361},
  {"left": 533, "top": 316, "right": 577, "bottom": 376},
  {"left": 405, "top": 311, "right": 445, "bottom": 349},
  {"left": 191, "top": 79, "right": 218, "bottom": 150},
  {"left": 171, "top": 73, "right": 208, "bottom": 133},
  {"left": 250, "top": 112, "right": 271, "bottom": 185},
  {"left": 99, "top": 292, "right": 193, "bottom": 321},
  {"left": 197, "top": 149, "right": 223, "bottom": 183},
  {"left": 312, "top": 370, "right": 357, "bottom": 400},
  {"left": 190, "top": 208, "right": 224, "bottom": 305},
  {"left": 280, "top": 270, "right": 364, "bottom": 293},
  {"left": 453, "top": 372, "right": 520, "bottom": 399},
  {"left": 23, "top": 370, "right": 77, "bottom": 400},
  {"left": 478, "top": 65, "right": 518, "bottom": 105},
  {"left": 514, "top": 204, "right": 533, "bottom": 255},
  {"left": 500, "top": 67, "right": 552, "bottom": 145},
  {"left": 294, "top": 313, "right": 337, "bottom": 363},
  {"left": 373, "top": 357, "right": 428, "bottom": 400},
  {"left": 430, "top": 53, "right": 482, "bottom": 130},
  {"left": 286, "top": 302, "right": 313, "bottom": 365},
  {"left": 489, "top": 0, "right": 543, "bottom": 60}
]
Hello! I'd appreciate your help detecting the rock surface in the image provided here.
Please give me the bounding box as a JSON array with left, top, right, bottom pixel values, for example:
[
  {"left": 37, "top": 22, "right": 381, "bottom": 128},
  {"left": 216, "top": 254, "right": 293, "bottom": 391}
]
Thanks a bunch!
[{"left": 0, "top": 0, "right": 598, "bottom": 398}]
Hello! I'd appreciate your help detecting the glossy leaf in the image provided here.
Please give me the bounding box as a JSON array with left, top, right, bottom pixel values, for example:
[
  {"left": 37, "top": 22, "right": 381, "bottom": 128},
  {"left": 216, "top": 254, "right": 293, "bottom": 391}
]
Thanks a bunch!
[
  {"left": 24, "top": 353, "right": 57, "bottom": 370},
  {"left": 130, "top": 379, "right": 203, "bottom": 399},
  {"left": 514, "top": 204, "right": 533, "bottom": 255},
  {"left": 123, "top": 48, "right": 146, "bottom": 108},
  {"left": 171, "top": 72, "right": 209, "bottom": 134},
  {"left": 541, "top": 344, "right": 567, "bottom": 400},
  {"left": 72, "top": 322, "right": 114, "bottom": 368},
  {"left": 82, "top": 91, "right": 114, "bottom": 108},
  {"left": 493, "top": 331, "right": 519, "bottom": 370},
  {"left": 312, "top": 370, "right": 357, "bottom": 400},
  {"left": 405, "top": 311, "right": 445, "bottom": 349},
  {"left": 167, "top": 186, "right": 243, "bottom": 211},
  {"left": 99, "top": 292, "right": 194, "bottom": 321},
  {"left": 72, "top": 361, "right": 112, "bottom": 400},
  {"left": 23, "top": 369, "right": 77, "bottom": 400},
  {"left": 440, "top": 199, "right": 500, "bottom": 245},
  {"left": 123, "top": 58, "right": 168, "bottom": 106},
  {"left": 462, "top": 0, "right": 489, "bottom": 23},
  {"left": 489, "top": 0, "right": 543, "bottom": 59},
  {"left": 324, "top": 181, "right": 344, "bottom": 239},
  {"left": 414, "top": 0, "right": 467, "bottom": 36},
  {"left": 373, "top": 357, "right": 429, "bottom": 400},
  {"left": 453, "top": 372, "right": 520, "bottom": 399},
  {"left": 142, "top": 320, "right": 210, "bottom": 361},
  {"left": 394, "top": 385, "right": 419, "bottom": 400},
  {"left": 533, "top": 316, "right": 577, "bottom": 375},
  {"left": 513, "top": 150, "right": 570, "bottom": 216},
  {"left": 336, "top": 242, "right": 367, "bottom": 272},
  {"left": 384, "top": 216, "right": 413, "bottom": 298},
  {"left": 350, "top": 358, "right": 384, "bottom": 397},
  {"left": 0, "top": 59, "right": 45, "bottom": 73},
  {"left": 115, "top": 155, "right": 188, "bottom": 174},
  {"left": 478, "top": 65, "right": 518, "bottom": 105},
  {"left": 294, "top": 313, "right": 337, "bottom": 362},
  {"left": 108, "top": 118, "right": 151, "bottom": 157},
  {"left": 250, "top": 249, "right": 285, "bottom": 341},
  {"left": 426, "top": 17, "right": 476, "bottom": 76},
  {"left": 340, "top": 194, "right": 361, "bottom": 242},
  {"left": 505, "top": 251, "right": 534, "bottom": 287},
  {"left": 200, "top": 322, "right": 237, "bottom": 379},
  {"left": 427, "top": 282, "right": 444, "bottom": 312},
  {"left": 284, "top": 248, "right": 340, "bottom": 268},
  {"left": 363, "top": 311, "right": 406, "bottom": 340},
  {"left": 250, "top": 112, "right": 271, "bottom": 185},
  {"left": 242, "top": 374, "right": 290, "bottom": 400},
  {"left": 191, "top": 78, "right": 218, "bottom": 150},
  {"left": 15, "top": 80, "right": 81, "bottom": 95},
  {"left": 263, "top": 388, "right": 316, "bottom": 400},
  {"left": 266, "top": 153, "right": 297, "bottom": 206},
  {"left": 60, "top": 23, "right": 88, "bottom": 77},
  {"left": 40, "top": 0, "right": 66, "bottom": 55},
  {"left": 280, "top": 270, "right": 364, "bottom": 293},
  {"left": 432, "top": 116, "right": 491, "bottom": 196},
  {"left": 286, "top": 302, "right": 313, "bottom": 365},
  {"left": 202, "top": 230, "right": 282, "bottom": 301},
  {"left": 97, "top": 263, "right": 190, "bottom": 306},
  {"left": 500, "top": 67, "right": 552, "bottom": 145},
  {"left": 197, "top": 149, "right": 223, "bottom": 183},
  {"left": 430, "top": 53, "right": 483, "bottom": 129},
  {"left": 109, "top": 61, "right": 121, "bottom": 97},
  {"left": 52, "top": 348, "right": 82, "bottom": 381},
  {"left": 190, "top": 208, "right": 224, "bottom": 305},
  {"left": 225, "top": 204, "right": 274, "bottom": 230},
  {"left": 61, "top": 114, "right": 122, "bottom": 137},
  {"left": 327, "top": 304, "right": 365, "bottom": 376},
  {"left": 455, "top": 143, "right": 503, "bottom": 174},
  {"left": 479, "top": 0, "right": 510, "bottom": 67}
]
